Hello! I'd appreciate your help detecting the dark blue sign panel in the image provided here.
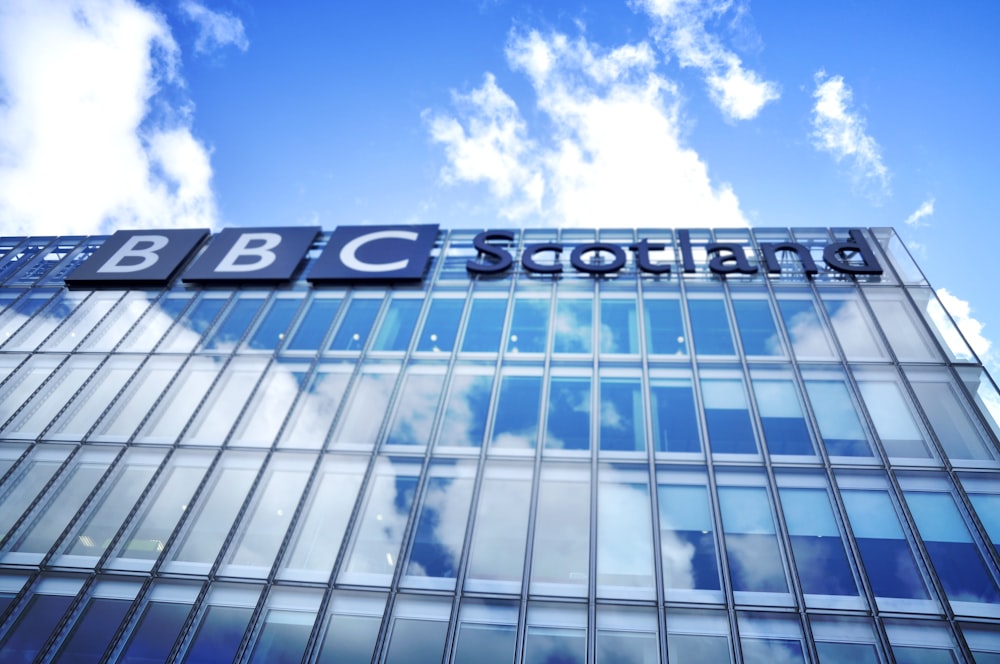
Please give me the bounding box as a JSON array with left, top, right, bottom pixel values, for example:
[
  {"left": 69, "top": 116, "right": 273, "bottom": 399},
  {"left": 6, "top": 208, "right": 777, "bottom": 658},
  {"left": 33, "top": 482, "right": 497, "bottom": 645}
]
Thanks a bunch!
[
  {"left": 182, "top": 226, "right": 320, "bottom": 283},
  {"left": 309, "top": 224, "right": 439, "bottom": 283},
  {"left": 65, "top": 229, "right": 209, "bottom": 287}
]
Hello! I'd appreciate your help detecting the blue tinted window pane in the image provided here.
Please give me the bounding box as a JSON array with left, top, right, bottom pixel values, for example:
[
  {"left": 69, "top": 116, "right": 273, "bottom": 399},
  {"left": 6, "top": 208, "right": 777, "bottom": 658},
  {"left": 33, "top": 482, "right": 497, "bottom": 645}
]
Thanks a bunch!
[
  {"left": 804, "top": 380, "right": 872, "bottom": 457},
  {"left": 650, "top": 380, "right": 700, "bottom": 453},
  {"left": 600, "top": 300, "right": 639, "bottom": 354},
  {"left": 454, "top": 624, "right": 516, "bottom": 664},
  {"left": 121, "top": 602, "right": 191, "bottom": 664},
  {"left": 597, "top": 631, "right": 658, "bottom": 662},
  {"left": 287, "top": 298, "right": 341, "bottom": 351},
  {"left": 0, "top": 593, "right": 74, "bottom": 661},
  {"left": 779, "top": 487, "right": 858, "bottom": 596},
  {"left": 732, "top": 300, "right": 782, "bottom": 356},
  {"left": 491, "top": 375, "right": 542, "bottom": 449},
  {"left": 702, "top": 379, "right": 756, "bottom": 454},
  {"left": 182, "top": 296, "right": 226, "bottom": 338},
  {"left": 156, "top": 295, "right": 192, "bottom": 322},
  {"left": 668, "top": 634, "right": 730, "bottom": 662},
  {"left": 204, "top": 297, "right": 264, "bottom": 349},
  {"left": 905, "top": 491, "right": 1000, "bottom": 604},
  {"left": 778, "top": 299, "right": 835, "bottom": 358},
  {"left": 841, "top": 490, "right": 930, "bottom": 600},
  {"left": 507, "top": 299, "right": 549, "bottom": 353},
  {"left": 329, "top": 298, "right": 380, "bottom": 351},
  {"left": 319, "top": 614, "right": 380, "bottom": 663},
  {"left": 373, "top": 299, "right": 422, "bottom": 351},
  {"left": 525, "top": 627, "right": 586, "bottom": 664},
  {"left": 384, "top": 619, "right": 448, "bottom": 664},
  {"left": 407, "top": 475, "right": 475, "bottom": 579},
  {"left": 386, "top": 374, "right": 445, "bottom": 447},
  {"left": 599, "top": 379, "right": 644, "bottom": 452},
  {"left": 182, "top": 605, "right": 252, "bottom": 664},
  {"left": 742, "top": 638, "right": 805, "bottom": 664},
  {"left": 688, "top": 299, "right": 734, "bottom": 355},
  {"left": 816, "top": 642, "right": 880, "bottom": 663},
  {"left": 718, "top": 486, "right": 788, "bottom": 593},
  {"left": 553, "top": 300, "right": 592, "bottom": 353},
  {"left": 55, "top": 596, "right": 131, "bottom": 663},
  {"left": 417, "top": 298, "right": 464, "bottom": 353},
  {"left": 753, "top": 380, "right": 813, "bottom": 456},
  {"left": 247, "top": 298, "right": 302, "bottom": 350},
  {"left": 461, "top": 299, "right": 506, "bottom": 353},
  {"left": 892, "top": 646, "right": 959, "bottom": 664},
  {"left": 644, "top": 299, "right": 686, "bottom": 356},
  {"left": 658, "top": 485, "right": 721, "bottom": 591},
  {"left": 247, "top": 618, "right": 312, "bottom": 664},
  {"left": 546, "top": 377, "right": 591, "bottom": 450},
  {"left": 969, "top": 493, "right": 1000, "bottom": 558},
  {"left": 438, "top": 375, "right": 492, "bottom": 447}
]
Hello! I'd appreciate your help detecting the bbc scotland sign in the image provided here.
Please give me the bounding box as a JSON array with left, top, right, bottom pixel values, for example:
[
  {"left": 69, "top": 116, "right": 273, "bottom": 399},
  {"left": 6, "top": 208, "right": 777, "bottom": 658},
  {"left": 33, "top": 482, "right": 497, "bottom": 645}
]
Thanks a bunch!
[{"left": 65, "top": 224, "right": 882, "bottom": 288}]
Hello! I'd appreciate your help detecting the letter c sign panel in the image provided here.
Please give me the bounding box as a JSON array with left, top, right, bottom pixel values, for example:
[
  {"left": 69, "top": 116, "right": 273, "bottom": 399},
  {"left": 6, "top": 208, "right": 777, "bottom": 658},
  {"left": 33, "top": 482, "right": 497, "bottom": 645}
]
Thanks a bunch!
[
  {"left": 309, "top": 224, "right": 439, "bottom": 283},
  {"left": 65, "top": 229, "right": 209, "bottom": 287}
]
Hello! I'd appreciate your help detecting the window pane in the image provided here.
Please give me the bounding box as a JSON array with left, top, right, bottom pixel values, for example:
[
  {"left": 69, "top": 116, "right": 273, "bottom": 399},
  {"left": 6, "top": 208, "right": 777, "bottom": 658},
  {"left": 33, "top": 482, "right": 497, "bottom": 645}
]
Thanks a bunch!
[
  {"left": 282, "top": 367, "right": 350, "bottom": 448},
  {"left": 688, "top": 298, "right": 734, "bottom": 355},
  {"left": 908, "top": 373, "right": 994, "bottom": 462},
  {"left": 232, "top": 362, "right": 308, "bottom": 447},
  {"left": 821, "top": 294, "right": 886, "bottom": 360},
  {"left": 50, "top": 356, "right": 139, "bottom": 439},
  {"left": 372, "top": 298, "right": 421, "bottom": 351},
  {"left": 92, "top": 357, "right": 182, "bottom": 440},
  {"left": 437, "top": 373, "right": 492, "bottom": 448},
  {"left": 507, "top": 298, "right": 549, "bottom": 354},
  {"left": 328, "top": 297, "right": 380, "bottom": 351},
  {"left": 0, "top": 593, "right": 74, "bottom": 661},
  {"left": 778, "top": 487, "right": 858, "bottom": 597},
  {"left": 531, "top": 465, "right": 590, "bottom": 595},
  {"left": 466, "top": 463, "right": 532, "bottom": 591},
  {"left": 202, "top": 296, "right": 264, "bottom": 350},
  {"left": 404, "top": 463, "right": 475, "bottom": 587},
  {"left": 247, "top": 296, "right": 302, "bottom": 350},
  {"left": 718, "top": 485, "right": 788, "bottom": 593},
  {"left": 753, "top": 379, "right": 814, "bottom": 456},
  {"left": 600, "top": 299, "right": 639, "bottom": 354},
  {"left": 461, "top": 298, "right": 506, "bottom": 353},
  {"left": 701, "top": 377, "right": 756, "bottom": 454},
  {"left": 857, "top": 379, "right": 930, "bottom": 458},
  {"left": 650, "top": 378, "right": 700, "bottom": 453},
  {"left": 454, "top": 623, "right": 516, "bottom": 664},
  {"left": 319, "top": 613, "right": 381, "bottom": 664},
  {"left": 599, "top": 378, "right": 644, "bottom": 452},
  {"left": 553, "top": 299, "right": 592, "bottom": 354},
  {"left": 491, "top": 374, "right": 542, "bottom": 449},
  {"left": 546, "top": 376, "right": 591, "bottom": 451},
  {"left": 183, "top": 358, "right": 267, "bottom": 445},
  {"left": 0, "top": 448, "right": 69, "bottom": 537},
  {"left": 385, "top": 371, "right": 445, "bottom": 447},
  {"left": 732, "top": 299, "right": 783, "bottom": 356},
  {"left": 840, "top": 489, "right": 930, "bottom": 600},
  {"left": 384, "top": 618, "right": 448, "bottom": 664},
  {"left": 904, "top": 490, "right": 1000, "bottom": 605},
  {"left": 803, "top": 378, "right": 872, "bottom": 457},
  {"left": 330, "top": 371, "right": 395, "bottom": 449},
  {"left": 525, "top": 627, "right": 586, "bottom": 664},
  {"left": 138, "top": 357, "right": 221, "bottom": 443},
  {"left": 183, "top": 605, "right": 253, "bottom": 664},
  {"left": 598, "top": 468, "right": 654, "bottom": 598},
  {"left": 246, "top": 610, "right": 314, "bottom": 664},
  {"left": 867, "top": 295, "right": 940, "bottom": 361},
  {"left": 777, "top": 298, "right": 836, "bottom": 359},
  {"left": 121, "top": 601, "right": 192, "bottom": 663},
  {"left": 54, "top": 596, "right": 130, "bottom": 662},
  {"left": 644, "top": 298, "right": 686, "bottom": 356},
  {"left": 286, "top": 296, "right": 341, "bottom": 351},
  {"left": 658, "top": 482, "right": 721, "bottom": 594},
  {"left": 416, "top": 297, "right": 464, "bottom": 353}
]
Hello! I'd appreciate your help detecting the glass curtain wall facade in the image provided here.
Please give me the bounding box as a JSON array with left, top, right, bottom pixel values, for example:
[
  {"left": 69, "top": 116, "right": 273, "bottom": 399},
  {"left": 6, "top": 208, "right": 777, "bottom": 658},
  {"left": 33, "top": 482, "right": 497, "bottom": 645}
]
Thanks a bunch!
[{"left": 0, "top": 227, "right": 998, "bottom": 662}]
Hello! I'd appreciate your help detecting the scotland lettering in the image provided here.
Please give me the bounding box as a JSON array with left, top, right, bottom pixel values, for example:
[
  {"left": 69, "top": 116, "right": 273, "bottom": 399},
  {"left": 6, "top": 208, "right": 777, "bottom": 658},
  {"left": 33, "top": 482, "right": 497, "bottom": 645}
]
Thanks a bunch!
[{"left": 66, "top": 224, "right": 881, "bottom": 288}]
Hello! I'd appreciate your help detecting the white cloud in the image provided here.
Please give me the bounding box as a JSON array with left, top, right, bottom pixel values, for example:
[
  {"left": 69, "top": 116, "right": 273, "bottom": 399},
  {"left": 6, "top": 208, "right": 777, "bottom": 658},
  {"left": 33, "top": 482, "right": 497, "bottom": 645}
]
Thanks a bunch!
[
  {"left": 180, "top": 0, "right": 249, "bottom": 54},
  {"left": 811, "top": 71, "right": 890, "bottom": 198},
  {"left": 631, "top": 0, "right": 780, "bottom": 120},
  {"left": 0, "top": 0, "right": 219, "bottom": 235},
  {"left": 427, "top": 29, "right": 748, "bottom": 228},
  {"left": 904, "top": 197, "right": 934, "bottom": 227}
]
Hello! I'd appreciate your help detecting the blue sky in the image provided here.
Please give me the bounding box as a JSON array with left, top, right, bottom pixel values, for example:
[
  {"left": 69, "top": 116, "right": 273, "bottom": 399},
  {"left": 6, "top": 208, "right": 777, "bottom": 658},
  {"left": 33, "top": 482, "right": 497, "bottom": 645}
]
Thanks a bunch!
[{"left": 0, "top": 0, "right": 997, "bottom": 373}]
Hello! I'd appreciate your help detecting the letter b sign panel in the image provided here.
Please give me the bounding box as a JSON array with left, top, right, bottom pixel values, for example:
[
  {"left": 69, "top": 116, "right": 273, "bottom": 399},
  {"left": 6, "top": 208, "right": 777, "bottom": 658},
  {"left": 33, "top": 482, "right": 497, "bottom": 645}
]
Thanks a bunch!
[
  {"left": 66, "top": 229, "right": 209, "bottom": 287},
  {"left": 309, "top": 224, "right": 439, "bottom": 283}
]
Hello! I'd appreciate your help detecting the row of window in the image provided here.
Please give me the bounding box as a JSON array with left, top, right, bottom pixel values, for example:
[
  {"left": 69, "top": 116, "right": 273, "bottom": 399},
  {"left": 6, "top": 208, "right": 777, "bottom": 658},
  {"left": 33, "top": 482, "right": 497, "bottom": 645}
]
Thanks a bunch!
[
  {"left": 1, "top": 349, "right": 997, "bottom": 466},
  {"left": 1, "top": 444, "right": 999, "bottom": 616},
  {"left": 0, "top": 278, "right": 972, "bottom": 367},
  {"left": 2, "top": 579, "right": 997, "bottom": 663}
]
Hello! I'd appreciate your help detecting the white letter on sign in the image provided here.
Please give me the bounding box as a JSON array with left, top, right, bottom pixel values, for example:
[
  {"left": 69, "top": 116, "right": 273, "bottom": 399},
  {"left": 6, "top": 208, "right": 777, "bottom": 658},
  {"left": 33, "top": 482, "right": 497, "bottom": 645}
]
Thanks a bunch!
[
  {"left": 96, "top": 235, "right": 170, "bottom": 273},
  {"left": 340, "top": 230, "right": 418, "bottom": 273},
  {"left": 214, "top": 232, "right": 282, "bottom": 273}
]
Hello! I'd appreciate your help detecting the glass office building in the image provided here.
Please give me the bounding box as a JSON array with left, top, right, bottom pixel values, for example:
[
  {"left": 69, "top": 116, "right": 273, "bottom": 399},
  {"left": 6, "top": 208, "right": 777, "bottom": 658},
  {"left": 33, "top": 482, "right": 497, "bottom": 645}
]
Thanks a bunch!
[{"left": 0, "top": 226, "right": 999, "bottom": 662}]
